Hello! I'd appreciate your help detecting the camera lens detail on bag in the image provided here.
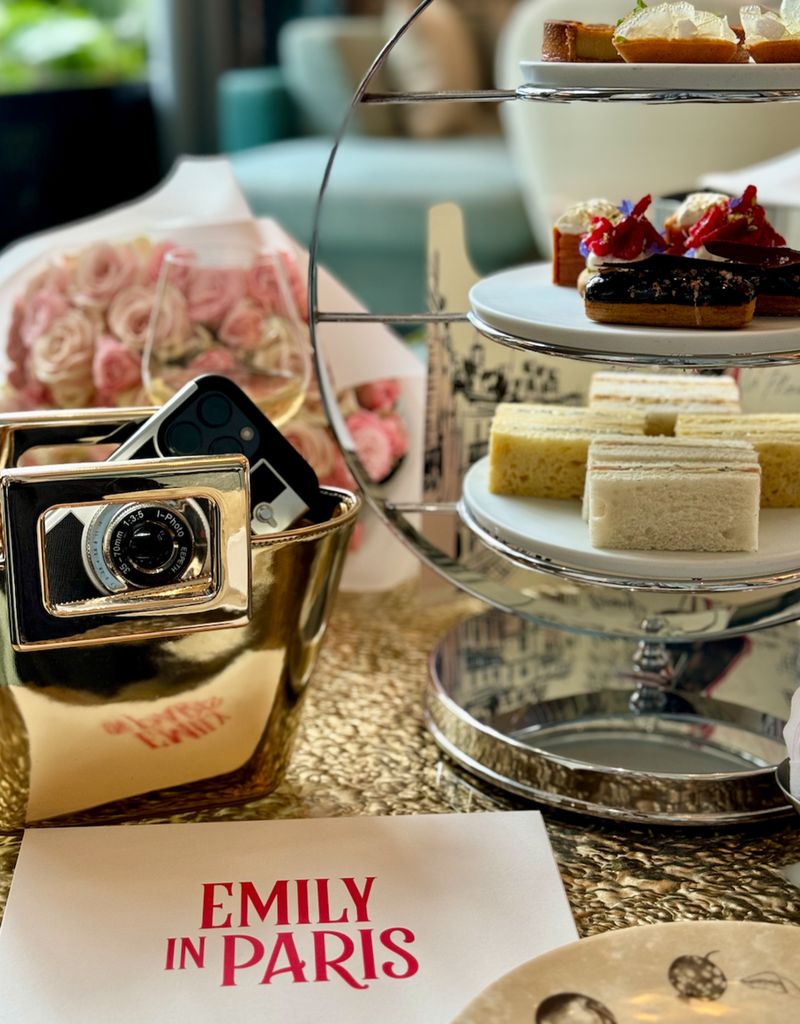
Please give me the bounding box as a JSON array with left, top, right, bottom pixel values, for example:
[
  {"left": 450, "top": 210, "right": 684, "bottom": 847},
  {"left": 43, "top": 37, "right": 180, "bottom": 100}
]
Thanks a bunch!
[{"left": 83, "top": 500, "right": 210, "bottom": 594}]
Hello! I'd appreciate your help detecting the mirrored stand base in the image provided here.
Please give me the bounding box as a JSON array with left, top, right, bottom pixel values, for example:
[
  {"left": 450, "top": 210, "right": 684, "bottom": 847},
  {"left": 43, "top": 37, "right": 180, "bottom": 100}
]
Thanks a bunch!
[{"left": 427, "top": 610, "right": 798, "bottom": 826}]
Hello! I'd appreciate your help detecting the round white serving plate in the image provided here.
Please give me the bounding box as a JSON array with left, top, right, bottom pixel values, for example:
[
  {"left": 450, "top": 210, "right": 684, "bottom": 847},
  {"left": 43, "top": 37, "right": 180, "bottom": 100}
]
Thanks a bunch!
[
  {"left": 453, "top": 920, "right": 800, "bottom": 1024},
  {"left": 520, "top": 59, "right": 800, "bottom": 92},
  {"left": 461, "top": 456, "right": 800, "bottom": 589},
  {"left": 469, "top": 262, "right": 800, "bottom": 365}
]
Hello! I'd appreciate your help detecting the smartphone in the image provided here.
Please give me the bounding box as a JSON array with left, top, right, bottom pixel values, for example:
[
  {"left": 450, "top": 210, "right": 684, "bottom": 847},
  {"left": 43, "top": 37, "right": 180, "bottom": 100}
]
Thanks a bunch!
[{"left": 108, "top": 375, "right": 321, "bottom": 535}]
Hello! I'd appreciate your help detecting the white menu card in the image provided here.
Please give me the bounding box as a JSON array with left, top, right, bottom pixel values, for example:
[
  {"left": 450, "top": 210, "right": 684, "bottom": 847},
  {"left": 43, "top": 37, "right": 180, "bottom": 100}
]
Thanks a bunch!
[{"left": 0, "top": 812, "right": 576, "bottom": 1023}]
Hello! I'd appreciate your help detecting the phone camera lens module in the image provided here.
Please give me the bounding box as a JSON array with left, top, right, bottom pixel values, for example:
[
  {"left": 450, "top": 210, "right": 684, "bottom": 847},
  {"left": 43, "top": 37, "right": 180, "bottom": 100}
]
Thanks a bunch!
[
  {"left": 165, "top": 420, "right": 203, "bottom": 455},
  {"left": 209, "top": 436, "right": 244, "bottom": 455},
  {"left": 198, "top": 394, "right": 232, "bottom": 427}
]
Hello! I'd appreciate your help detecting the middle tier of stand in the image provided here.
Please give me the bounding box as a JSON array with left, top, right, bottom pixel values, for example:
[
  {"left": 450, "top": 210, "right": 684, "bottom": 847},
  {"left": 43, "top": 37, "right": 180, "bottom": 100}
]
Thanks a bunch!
[
  {"left": 469, "top": 262, "right": 800, "bottom": 368},
  {"left": 461, "top": 458, "right": 800, "bottom": 593}
]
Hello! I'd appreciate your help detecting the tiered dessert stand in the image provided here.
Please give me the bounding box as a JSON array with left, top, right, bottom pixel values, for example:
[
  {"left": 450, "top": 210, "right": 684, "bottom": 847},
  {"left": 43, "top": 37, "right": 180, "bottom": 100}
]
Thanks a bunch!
[{"left": 308, "top": 0, "right": 800, "bottom": 825}]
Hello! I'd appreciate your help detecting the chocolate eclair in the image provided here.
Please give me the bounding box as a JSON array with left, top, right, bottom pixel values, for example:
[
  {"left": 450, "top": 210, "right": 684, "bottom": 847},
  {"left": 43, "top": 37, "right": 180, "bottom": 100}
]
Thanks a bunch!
[
  {"left": 583, "top": 255, "right": 757, "bottom": 330},
  {"left": 704, "top": 241, "right": 800, "bottom": 316}
]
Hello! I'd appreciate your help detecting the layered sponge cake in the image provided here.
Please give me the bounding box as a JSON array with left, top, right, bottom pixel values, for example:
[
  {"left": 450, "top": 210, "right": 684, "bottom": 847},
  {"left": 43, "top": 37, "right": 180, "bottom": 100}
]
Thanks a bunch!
[
  {"left": 585, "top": 435, "right": 761, "bottom": 552},
  {"left": 488, "top": 403, "right": 646, "bottom": 500},
  {"left": 589, "top": 371, "right": 741, "bottom": 436},
  {"left": 676, "top": 413, "right": 800, "bottom": 507}
]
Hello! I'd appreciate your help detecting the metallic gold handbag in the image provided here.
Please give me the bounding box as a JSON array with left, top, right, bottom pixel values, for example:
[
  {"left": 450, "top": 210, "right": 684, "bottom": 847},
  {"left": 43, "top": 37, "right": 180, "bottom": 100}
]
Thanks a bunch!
[{"left": 0, "top": 407, "right": 360, "bottom": 831}]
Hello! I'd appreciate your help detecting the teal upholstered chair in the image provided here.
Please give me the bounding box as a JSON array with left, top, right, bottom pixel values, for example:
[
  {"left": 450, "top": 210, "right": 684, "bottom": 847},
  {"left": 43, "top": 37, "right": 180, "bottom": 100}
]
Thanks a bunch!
[{"left": 217, "top": 16, "right": 537, "bottom": 316}]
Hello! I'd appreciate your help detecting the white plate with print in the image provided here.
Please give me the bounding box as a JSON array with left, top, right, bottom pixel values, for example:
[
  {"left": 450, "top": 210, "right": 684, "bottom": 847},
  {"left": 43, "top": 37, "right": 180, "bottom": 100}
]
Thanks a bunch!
[{"left": 452, "top": 920, "right": 800, "bottom": 1024}]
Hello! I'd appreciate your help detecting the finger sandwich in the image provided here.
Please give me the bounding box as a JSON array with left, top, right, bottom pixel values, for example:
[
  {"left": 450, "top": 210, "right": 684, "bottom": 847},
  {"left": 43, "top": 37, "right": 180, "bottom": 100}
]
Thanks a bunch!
[
  {"left": 585, "top": 435, "right": 761, "bottom": 552},
  {"left": 589, "top": 371, "right": 741, "bottom": 436},
  {"left": 488, "top": 403, "right": 646, "bottom": 500},
  {"left": 676, "top": 412, "right": 800, "bottom": 507}
]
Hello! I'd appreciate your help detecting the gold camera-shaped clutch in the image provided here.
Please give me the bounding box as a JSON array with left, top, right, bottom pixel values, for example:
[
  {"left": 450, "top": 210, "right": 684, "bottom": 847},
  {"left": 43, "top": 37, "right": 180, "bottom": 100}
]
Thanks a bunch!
[{"left": 0, "top": 408, "right": 360, "bottom": 830}]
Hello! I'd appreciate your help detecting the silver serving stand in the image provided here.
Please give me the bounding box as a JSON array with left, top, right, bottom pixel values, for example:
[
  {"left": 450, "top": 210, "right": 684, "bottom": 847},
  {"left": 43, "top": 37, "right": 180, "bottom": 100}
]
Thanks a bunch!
[{"left": 307, "top": 0, "right": 800, "bottom": 824}]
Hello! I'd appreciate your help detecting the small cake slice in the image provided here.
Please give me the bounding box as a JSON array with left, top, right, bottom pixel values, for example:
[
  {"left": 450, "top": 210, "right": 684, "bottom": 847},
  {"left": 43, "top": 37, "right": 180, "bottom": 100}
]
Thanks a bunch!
[
  {"left": 582, "top": 434, "right": 757, "bottom": 517},
  {"left": 585, "top": 435, "right": 761, "bottom": 552},
  {"left": 488, "top": 403, "right": 646, "bottom": 500},
  {"left": 676, "top": 412, "right": 800, "bottom": 507},
  {"left": 542, "top": 20, "right": 622, "bottom": 62},
  {"left": 588, "top": 371, "right": 741, "bottom": 435}
]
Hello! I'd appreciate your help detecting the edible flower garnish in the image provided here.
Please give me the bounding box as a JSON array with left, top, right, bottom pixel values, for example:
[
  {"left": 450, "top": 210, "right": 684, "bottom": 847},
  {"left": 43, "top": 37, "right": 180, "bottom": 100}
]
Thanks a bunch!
[
  {"left": 580, "top": 195, "right": 667, "bottom": 261},
  {"left": 680, "top": 185, "right": 786, "bottom": 253}
]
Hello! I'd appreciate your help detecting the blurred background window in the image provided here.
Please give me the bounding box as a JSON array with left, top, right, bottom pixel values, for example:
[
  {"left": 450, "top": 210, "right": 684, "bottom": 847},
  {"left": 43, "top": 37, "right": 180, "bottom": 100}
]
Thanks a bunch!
[{"left": 0, "top": 0, "right": 147, "bottom": 93}]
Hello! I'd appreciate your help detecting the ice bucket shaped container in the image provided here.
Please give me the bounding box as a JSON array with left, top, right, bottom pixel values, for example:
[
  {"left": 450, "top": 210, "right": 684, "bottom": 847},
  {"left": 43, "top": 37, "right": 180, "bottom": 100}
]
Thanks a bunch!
[{"left": 0, "top": 407, "right": 360, "bottom": 830}]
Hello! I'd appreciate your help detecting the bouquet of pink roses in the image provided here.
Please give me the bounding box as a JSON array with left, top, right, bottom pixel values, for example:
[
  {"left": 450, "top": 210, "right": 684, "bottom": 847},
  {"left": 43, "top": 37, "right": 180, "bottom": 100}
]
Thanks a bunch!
[
  {"left": 3, "top": 238, "right": 411, "bottom": 550},
  {"left": 4, "top": 239, "right": 308, "bottom": 413}
]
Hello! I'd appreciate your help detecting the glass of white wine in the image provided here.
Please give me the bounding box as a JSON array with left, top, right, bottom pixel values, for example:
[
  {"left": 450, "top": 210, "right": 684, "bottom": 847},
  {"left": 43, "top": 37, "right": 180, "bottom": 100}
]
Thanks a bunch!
[{"left": 143, "top": 245, "right": 310, "bottom": 426}]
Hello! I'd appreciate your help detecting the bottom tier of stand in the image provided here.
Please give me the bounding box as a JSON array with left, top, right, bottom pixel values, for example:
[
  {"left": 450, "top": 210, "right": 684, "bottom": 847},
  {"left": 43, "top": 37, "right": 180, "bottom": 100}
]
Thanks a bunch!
[{"left": 427, "top": 608, "right": 796, "bottom": 826}]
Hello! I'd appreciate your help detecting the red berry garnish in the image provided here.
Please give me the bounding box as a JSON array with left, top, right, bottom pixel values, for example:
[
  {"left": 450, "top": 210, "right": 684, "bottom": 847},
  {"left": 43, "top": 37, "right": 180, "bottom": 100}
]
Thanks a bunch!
[{"left": 581, "top": 195, "right": 666, "bottom": 263}]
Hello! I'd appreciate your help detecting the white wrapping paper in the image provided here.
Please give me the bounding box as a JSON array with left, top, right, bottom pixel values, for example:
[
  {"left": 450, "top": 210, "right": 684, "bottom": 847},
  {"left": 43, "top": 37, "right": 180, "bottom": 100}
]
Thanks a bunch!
[{"left": 0, "top": 157, "right": 425, "bottom": 591}]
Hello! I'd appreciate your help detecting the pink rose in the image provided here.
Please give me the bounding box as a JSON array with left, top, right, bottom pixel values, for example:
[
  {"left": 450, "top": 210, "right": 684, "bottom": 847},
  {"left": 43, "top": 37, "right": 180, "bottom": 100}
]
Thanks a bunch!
[
  {"left": 247, "top": 255, "right": 297, "bottom": 319},
  {"left": 148, "top": 242, "right": 178, "bottom": 281},
  {"left": 379, "top": 411, "right": 409, "bottom": 459},
  {"left": 70, "top": 243, "right": 141, "bottom": 311},
  {"left": 31, "top": 309, "right": 95, "bottom": 407},
  {"left": 219, "top": 299, "right": 264, "bottom": 350},
  {"left": 108, "top": 285, "right": 156, "bottom": 350},
  {"left": 284, "top": 418, "right": 340, "bottom": 478},
  {"left": 348, "top": 519, "right": 365, "bottom": 552},
  {"left": 25, "top": 262, "right": 70, "bottom": 298},
  {"left": 7, "top": 299, "right": 27, "bottom": 389},
  {"left": 355, "top": 379, "right": 401, "bottom": 412},
  {"left": 320, "top": 447, "right": 357, "bottom": 492},
  {"left": 345, "top": 410, "right": 395, "bottom": 484},
  {"left": 186, "top": 267, "right": 246, "bottom": 329},
  {"left": 49, "top": 379, "right": 95, "bottom": 409},
  {"left": 152, "top": 283, "right": 191, "bottom": 357},
  {"left": 20, "top": 380, "right": 52, "bottom": 409},
  {"left": 280, "top": 250, "right": 308, "bottom": 321},
  {"left": 20, "top": 288, "right": 70, "bottom": 348},
  {"left": 188, "top": 348, "right": 237, "bottom": 374},
  {"left": 93, "top": 334, "right": 142, "bottom": 397},
  {"left": 248, "top": 320, "right": 308, "bottom": 384}
]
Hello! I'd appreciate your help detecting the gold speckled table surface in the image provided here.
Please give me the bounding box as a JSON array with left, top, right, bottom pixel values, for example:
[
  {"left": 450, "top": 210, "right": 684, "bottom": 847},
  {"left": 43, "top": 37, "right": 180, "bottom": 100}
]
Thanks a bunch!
[{"left": 1, "top": 581, "right": 799, "bottom": 934}]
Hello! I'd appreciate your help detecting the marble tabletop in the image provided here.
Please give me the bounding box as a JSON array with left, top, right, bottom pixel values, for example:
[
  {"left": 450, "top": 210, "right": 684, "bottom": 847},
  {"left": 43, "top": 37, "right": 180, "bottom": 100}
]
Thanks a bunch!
[{"left": 1, "top": 581, "right": 799, "bottom": 933}]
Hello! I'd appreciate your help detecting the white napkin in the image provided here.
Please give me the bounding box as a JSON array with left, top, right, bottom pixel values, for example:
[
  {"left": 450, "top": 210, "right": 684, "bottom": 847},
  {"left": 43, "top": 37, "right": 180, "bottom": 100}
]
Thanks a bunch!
[{"left": 699, "top": 148, "right": 800, "bottom": 208}]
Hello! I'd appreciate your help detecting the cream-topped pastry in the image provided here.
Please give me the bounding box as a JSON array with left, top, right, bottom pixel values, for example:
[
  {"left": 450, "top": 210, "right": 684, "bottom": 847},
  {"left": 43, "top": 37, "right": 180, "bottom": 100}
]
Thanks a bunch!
[
  {"left": 553, "top": 199, "right": 620, "bottom": 287},
  {"left": 614, "top": 3, "right": 739, "bottom": 62},
  {"left": 664, "top": 192, "right": 729, "bottom": 251},
  {"left": 555, "top": 199, "right": 620, "bottom": 235},
  {"left": 741, "top": 1, "right": 800, "bottom": 61},
  {"left": 577, "top": 194, "right": 667, "bottom": 294}
]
